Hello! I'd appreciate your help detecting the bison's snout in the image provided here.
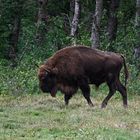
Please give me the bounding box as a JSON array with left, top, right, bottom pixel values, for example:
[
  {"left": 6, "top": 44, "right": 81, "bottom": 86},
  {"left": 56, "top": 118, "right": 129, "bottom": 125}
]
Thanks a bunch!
[
  {"left": 40, "top": 86, "right": 57, "bottom": 97},
  {"left": 41, "top": 88, "right": 49, "bottom": 93},
  {"left": 40, "top": 85, "right": 50, "bottom": 93}
]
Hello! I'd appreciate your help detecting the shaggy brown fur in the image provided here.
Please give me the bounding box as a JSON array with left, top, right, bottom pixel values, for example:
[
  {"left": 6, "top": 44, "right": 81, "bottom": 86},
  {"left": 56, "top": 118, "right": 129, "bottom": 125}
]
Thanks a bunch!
[{"left": 38, "top": 45, "right": 128, "bottom": 108}]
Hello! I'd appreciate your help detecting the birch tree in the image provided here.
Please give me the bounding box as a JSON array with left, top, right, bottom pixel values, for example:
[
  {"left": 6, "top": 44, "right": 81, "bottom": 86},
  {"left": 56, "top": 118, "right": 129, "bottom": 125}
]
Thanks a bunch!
[
  {"left": 91, "top": 0, "right": 103, "bottom": 48},
  {"left": 135, "top": 0, "right": 140, "bottom": 27},
  {"left": 70, "top": 0, "right": 80, "bottom": 40}
]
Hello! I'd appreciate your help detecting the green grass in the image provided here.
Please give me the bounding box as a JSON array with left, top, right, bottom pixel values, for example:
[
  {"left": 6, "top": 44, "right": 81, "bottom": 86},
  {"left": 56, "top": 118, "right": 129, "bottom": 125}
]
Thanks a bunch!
[{"left": 0, "top": 92, "right": 140, "bottom": 140}]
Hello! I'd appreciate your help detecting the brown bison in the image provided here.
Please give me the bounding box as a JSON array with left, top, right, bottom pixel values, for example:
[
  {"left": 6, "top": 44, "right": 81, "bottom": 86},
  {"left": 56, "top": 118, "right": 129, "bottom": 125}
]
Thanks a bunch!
[{"left": 38, "top": 45, "right": 128, "bottom": 108}]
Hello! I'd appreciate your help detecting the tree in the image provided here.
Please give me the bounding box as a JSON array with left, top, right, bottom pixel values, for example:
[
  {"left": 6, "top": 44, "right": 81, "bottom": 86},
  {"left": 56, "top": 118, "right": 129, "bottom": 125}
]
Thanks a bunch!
[
  {"left": 91, "top": 0, "right": 103, "bottom": 48},
  {"left": 70, "top": 0, "right": 75, "bottom": 20},
  {"left": 70, "top": 0, "right": 80, "bottom": 43},
  {"left": 8, "top": 0, "right": 23, "bottom": 66},
  {"left": 135, "top": 0, "right": 140, "bottom": 27},
  {"left": 135, "top": 0, "right": 140, "bottom": 45},
  {"left": 36, "top": 0, "right": 48, "bottom": 45},
  {"left": 107, "top": 0, "right": 120, "bottom": 42}
]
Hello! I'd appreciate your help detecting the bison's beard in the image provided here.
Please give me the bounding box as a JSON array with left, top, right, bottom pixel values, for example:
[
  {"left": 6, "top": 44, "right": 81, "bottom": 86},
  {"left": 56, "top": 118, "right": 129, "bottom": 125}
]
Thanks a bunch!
[{"left": 50, "top": 86, "right": 57, "bottom": 97}]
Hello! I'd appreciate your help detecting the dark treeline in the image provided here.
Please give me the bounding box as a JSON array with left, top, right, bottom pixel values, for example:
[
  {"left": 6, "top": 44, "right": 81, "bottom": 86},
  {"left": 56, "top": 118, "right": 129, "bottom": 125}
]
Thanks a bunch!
[{"left": 0, "top": 0, "right": 140, "bottom": 95}]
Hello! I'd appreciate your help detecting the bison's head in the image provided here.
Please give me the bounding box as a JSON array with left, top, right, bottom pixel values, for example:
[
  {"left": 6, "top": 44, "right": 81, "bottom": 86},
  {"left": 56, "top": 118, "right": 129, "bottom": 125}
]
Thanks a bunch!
[{"left": 38, "top": 65, "right": 58, "bottom": 97}]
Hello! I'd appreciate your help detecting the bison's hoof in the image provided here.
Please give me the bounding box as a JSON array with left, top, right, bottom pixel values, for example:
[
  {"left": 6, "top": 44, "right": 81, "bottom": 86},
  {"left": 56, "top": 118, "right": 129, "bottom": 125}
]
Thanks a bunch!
[
  {"left": 89, "top": 103, "right": 94, "bottom": 107},
  {"left": 123, "top": 104, "right": 128, "bottom": 108},
  {"left": 101, "top": 103, "right": 107, "bottom": 109}
]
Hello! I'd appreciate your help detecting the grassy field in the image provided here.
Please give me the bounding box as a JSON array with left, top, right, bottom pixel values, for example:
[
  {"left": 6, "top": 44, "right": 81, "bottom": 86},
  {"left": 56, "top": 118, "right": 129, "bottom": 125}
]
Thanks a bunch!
[{"left": 0, "top": 91, "right": 140, "bottom": 140}]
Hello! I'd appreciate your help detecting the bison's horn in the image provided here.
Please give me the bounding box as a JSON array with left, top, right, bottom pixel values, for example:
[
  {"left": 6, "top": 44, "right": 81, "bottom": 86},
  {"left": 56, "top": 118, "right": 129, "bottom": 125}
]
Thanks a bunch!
[
  {"left": 40, "top": 65, "right": 51, "bottom": 73},
  {"left": 45, "top": 67, "right": 58, "bottom": 74},
  {"left": 44, "top": 68, "right": 51, "bottom": 73}
]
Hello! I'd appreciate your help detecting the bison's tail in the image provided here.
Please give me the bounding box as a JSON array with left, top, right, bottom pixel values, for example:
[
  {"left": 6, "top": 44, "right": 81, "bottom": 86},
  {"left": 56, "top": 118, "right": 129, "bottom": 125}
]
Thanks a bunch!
[{"left": 121, "top": 55, "right": 129, "bottom": 87}]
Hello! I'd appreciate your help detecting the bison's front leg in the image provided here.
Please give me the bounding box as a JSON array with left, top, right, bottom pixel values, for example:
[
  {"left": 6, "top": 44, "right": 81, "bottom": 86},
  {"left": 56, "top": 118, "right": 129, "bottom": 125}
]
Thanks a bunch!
[{"left": 64, "top": 94, "right": 73, "bottom": 105}]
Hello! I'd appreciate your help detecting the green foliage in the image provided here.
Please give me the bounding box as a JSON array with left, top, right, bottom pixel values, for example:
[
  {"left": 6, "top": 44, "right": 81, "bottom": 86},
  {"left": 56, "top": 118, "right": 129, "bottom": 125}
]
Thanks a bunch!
[
  {"left": 46, "top": 16, "right": 71, "bottom": 50},
  {"left": 127, "top": 65, "right": 140, "bottom": 95},
  {"left": 119, "top": 0, "right": 136, "bottom": 23},
  {"left": 0, "top": 60, "right": 38, "bottom": 95},
  {"left": 0, "top": 0, "right": 139, "bottom": 96}
]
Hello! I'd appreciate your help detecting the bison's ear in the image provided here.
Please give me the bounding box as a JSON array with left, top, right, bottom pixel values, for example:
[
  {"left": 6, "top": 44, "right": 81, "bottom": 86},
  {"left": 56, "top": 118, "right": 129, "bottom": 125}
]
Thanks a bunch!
[{"left": 51, "top": 67, "right": 58, "bottom": 75}]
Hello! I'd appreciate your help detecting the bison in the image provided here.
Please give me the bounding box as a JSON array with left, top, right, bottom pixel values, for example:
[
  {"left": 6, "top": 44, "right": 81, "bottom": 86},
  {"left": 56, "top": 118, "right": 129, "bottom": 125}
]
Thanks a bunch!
[{"left": 38, "top": 45, "right": 128, "bottom": 108}]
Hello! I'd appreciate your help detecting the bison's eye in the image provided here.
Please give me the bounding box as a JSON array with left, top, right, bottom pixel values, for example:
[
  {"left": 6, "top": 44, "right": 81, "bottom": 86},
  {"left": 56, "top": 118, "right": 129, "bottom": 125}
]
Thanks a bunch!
[{"left": 39, "top": 76, "right": 47, "bottom": 81}]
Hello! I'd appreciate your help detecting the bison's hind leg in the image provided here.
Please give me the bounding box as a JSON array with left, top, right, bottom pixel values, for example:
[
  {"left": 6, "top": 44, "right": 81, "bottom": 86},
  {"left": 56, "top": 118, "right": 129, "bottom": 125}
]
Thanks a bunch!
[
  {"left": 101, "top": 73, "right": 117, "bottom": 108},
  {"left": 101, "top": 82, "right": 116, "bottom": 108},
  {"left": 116, "top": 80, "right": 128, "bottom": 108}
]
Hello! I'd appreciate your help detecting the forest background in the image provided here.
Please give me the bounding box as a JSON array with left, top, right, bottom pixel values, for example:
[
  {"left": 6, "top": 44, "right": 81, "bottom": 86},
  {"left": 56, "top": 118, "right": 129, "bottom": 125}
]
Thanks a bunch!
[{"left": 0, "top": 0, "right": 139, "bottom": 95}]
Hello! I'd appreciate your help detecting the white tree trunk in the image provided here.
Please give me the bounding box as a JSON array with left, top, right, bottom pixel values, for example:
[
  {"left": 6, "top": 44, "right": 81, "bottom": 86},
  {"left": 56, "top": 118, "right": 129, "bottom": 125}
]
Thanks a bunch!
[
  {"left": 70, "top": 0, "right": 80, "bottom": 37},
  {"left": 135, "top": 0, "right": 140, "bottom": 27},
  {"left": 135, "top": 0, "right": 140, "bottom": 49},
  {"left": 91, "top": 0, "right": 103, "bottom": 48}
]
